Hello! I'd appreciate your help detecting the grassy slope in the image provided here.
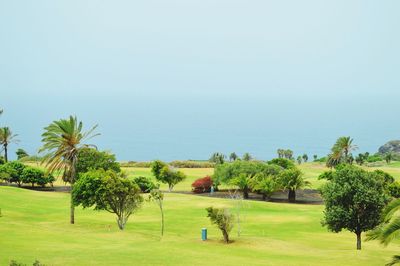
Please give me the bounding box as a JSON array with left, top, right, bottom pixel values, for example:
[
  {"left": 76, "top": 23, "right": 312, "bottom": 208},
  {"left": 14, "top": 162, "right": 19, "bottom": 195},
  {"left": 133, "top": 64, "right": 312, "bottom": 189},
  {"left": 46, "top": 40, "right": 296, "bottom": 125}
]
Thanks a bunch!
[{"left": 0, "top": 186, "right": 398, "bottom": 266}]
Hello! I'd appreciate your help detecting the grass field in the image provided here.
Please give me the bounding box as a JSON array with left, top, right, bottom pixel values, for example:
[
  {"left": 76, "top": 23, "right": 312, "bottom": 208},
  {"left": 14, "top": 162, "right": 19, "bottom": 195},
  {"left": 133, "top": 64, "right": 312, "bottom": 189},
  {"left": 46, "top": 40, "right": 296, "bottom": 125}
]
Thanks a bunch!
[{"left": 0, "top": 185, "right": 399, "bottom": 265}]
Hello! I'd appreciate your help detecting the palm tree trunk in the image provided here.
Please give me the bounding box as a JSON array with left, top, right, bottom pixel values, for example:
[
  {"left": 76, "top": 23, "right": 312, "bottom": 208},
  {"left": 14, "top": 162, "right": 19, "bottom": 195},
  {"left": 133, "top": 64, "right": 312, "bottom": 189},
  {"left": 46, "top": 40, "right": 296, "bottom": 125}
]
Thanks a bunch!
[
  {"left": 70, "top": 184, "right": 75, "bottom": 224},
  {"left": 4, "top": 144, "right": 7, "bottom": 162},
  {"left": 288, "top": 190, "right": 296, "bottom": 203}
]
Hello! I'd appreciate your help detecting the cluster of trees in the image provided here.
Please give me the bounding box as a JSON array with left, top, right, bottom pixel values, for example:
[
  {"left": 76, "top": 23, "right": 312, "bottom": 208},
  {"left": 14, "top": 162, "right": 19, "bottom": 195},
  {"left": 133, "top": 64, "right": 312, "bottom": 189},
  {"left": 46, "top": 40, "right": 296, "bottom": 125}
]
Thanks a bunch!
[
  {"left": 0, "top": 161, "right": 55, "bottom": 187},
  {"left": 213, "top": 158, "right": 308, "bottom": 202},
  {"left": 209, "top": 152, "right": 253, "bottom": 164}
]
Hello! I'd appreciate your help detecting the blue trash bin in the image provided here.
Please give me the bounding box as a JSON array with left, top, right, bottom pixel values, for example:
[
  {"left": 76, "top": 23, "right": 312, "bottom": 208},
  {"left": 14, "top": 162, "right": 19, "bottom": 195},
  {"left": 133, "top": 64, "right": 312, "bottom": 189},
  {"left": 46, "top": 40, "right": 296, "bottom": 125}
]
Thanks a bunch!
[{"left": 202, "top": 228, "right": 207, "bottom": 241}]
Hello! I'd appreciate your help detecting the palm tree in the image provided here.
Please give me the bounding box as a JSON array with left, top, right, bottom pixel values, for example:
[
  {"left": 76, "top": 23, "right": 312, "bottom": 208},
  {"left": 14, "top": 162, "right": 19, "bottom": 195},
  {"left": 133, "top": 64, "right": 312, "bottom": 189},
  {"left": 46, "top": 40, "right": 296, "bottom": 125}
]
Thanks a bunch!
[
  {"left": 0, "top": 127, "right": 19, "bottom": 162},
  {"left": 278, "top": 168, "right": 310, "bottom": 202},
  {"left": 385, "top": 153, "right": 393, "bottom": 164},
  {"left": 333, "top": 136, "right": 358, "bottom": 162},
  {"left": 40, "top": 116, "right": 99, "bottom": 224},
  {"left": 229, "top": 152, "right": 238, "bottom": 161},
  {"left": 367, "top": 199, "right": 400, "bottom": 265}
]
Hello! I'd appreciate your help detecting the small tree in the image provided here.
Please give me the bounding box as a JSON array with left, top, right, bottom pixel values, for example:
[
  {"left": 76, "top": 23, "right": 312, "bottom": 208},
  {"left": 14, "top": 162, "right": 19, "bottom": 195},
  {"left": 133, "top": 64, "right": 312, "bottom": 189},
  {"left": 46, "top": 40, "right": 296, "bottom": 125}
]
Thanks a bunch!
[
  {"left": 229, "top": 152, "right": 238, "bottom": 162},
  {"left": 72, "top": 169, "right": 143, "bottom": 230},
  {"left": 242, "top": 153, "right": 252, "bottom": 161},
  {"left": 277, "top": 167, "right": 309, "bottom": 202},
  {"left": 302, "top": 154, "right": 308, "bottom": 163},
  {"left": 296, "top": 156, "right": 302, "bottom": 165},
  {"left": 209, "top": 152, "right": 225, "bottom": 164},
  {"left": 133, "top": 176, "right": 156, "bottom": 192},
  {"left": 16, "top": 149, "right": 29, "bottom": 160},
  {"left": 206, "top": 207, "right": 234, "bottom": 243},
  {"left": 21, "top": 167, "right": 45, "bottom": 187},
  {"left": 313, "top": 154, "right": 318, "bottom": 161},
  {"left": 250, "top": 173, "right": 277, "bottom": 200},
  {"left": 385, "top": 153, "right": 393, "bottom": 164},
  {"left": 158, "top": 166, "right": 186, "bottom": 191},
  {"left": 192, "top": 176, "right": 213, "bottom": 193},
  {"left": 321, "top": 165, "right": 389, "bottom": 250},
  {"left": 148, "top": 189, "right": 165, "bottom": 236},
  {"left": 230, "top": 173, "right": 252, "bottom": 199}
]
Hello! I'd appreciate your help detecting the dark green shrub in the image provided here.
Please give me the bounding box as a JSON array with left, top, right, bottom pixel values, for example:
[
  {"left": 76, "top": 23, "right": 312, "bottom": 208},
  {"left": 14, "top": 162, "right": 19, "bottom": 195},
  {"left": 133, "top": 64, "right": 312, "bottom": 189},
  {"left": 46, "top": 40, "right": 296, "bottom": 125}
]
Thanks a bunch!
[
  {"left": 133, "top": 176, "right": 156, "bottom": 192},
  {"left": 0, "top": 161, "right": 25, "bottom": 186},
  {"left": 21, "top": 167, "right": 45, "bottom": 187},
  {"left": 388, "top": 182, "right": 400, "bottom": 198},
  {"left": 268, "top": 158, "right": 295, "bottom": 169}
]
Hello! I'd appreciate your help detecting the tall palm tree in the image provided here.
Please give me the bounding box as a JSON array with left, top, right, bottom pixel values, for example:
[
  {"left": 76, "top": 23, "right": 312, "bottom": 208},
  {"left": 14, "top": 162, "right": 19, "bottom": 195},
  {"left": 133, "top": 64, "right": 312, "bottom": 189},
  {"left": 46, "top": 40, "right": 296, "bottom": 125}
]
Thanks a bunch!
[
  {"left": 333, "top": 136, "right": 358, "bottom": 161},
  {"left": 40, "top": 116, "right": 99, "bottom": 224},
  {"left": 0, "top": 127, "right": 19, "bottom": 162},
  {"left": 367, "top": 199, "right": 400, "bottom": 266}
]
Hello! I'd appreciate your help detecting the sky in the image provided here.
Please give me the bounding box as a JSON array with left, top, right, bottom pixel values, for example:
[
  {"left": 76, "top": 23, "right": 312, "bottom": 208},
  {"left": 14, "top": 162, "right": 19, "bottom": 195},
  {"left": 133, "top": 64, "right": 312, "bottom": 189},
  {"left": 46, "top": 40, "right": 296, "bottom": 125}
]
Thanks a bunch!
[{"left": 1, "top": 1, "right": 400, "bottom": 161}]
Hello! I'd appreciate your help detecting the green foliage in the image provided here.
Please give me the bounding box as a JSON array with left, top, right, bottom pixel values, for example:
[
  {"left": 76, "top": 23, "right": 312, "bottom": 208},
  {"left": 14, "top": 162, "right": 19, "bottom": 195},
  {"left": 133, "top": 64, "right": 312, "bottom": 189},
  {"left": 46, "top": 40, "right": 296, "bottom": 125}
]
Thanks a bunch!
[
  {"left": 169, "top": 160, "right": 215, "bottom": 168},
  {"left": 277, "top": 167, "right": 309, "bottom": 202},
  {"left": 76, "top": 147, "right": 120, "bottom": 177},
  {"left": 230, "top": 173, "right": 252, "bottom": 199},
  {"left": 296, "top": 156, "right": 302, "bottom": 164},
  {"left": 159, "top": 166, "right": 186, "bottom": 191},
  {"left": 321, "top": 165, "right": 390, "bottom": 250},
  {"left": 268, "top": 158, "right": 295, "bottom": 169},
  {"left": 250, "top": 173, "right": 277, "bottom": 200},
  {"left": 20, "top": 167, "right": 55, "bottom": 188},
  {"left": 385, "top": 153, "right": 393, "bottom": 164},
  {"left": 326, "top": 136, "right": 357, "bottom": 168},
  {"left": 206, "top": 207, "right": 234, "bottom": 243},
  {"left": 72, "top": 169, "right": 143, "bottom": 230},
  {"left": 277, "top": 149, "right": 293, "bottom": 160},
  {"left": 388, "top": 182, "right": 400, "bottom": 198},
  {"left": 133, "top": 176, "right": 156, "bottom": 192},
  {"left": 302, "top": 154, "right": 308, "bottom": 162},
  {"left": 229, "top": 152, "right": 238, "bottom": 161},
  {"left": 16, "top": 149, "right": 29, "bottom": 160},
  {"left": 0, "top": 156, "right": 5, "bottom": 165},
  {"left": 0, "top": 161, "right": 26, "bottom": 186},
  {"left": 151, "top": 160, "right": 167, "bottom": 179},
  {"left": 242, "top": 153, "right": 252, "bottom": 161},
  {"left": 209, "top": 152, "right": 226, "bottom": 164}
]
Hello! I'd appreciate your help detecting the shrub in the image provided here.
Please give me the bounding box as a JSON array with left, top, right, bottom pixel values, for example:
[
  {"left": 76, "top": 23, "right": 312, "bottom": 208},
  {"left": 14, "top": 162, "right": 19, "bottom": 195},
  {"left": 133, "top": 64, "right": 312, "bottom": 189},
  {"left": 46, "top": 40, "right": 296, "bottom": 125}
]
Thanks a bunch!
[
  {"left": 133, "top": 176, "right": 156, "bottom": 192},
  {"left": 21, "top": 167, "right": 45, "bottom": 187},
  {"left": 191, "top": 176, "right": 213, "bottom": 193},
  {"left": 0, "top": 161, "right": 26, "bottom": 186},
  {"left": 367, "top": 154, "right": 383, "bottom": 163},
  {"left": 388, "top": 182, "right": 400, "bottom": 198},
  {"left": 206, "top": 207, "right": 234, "bottom": 243},
  {"left": 268, "top": 158, "right": 295, "bottom": 169},
  {"left": 169, "top": 160, "right": 215, "bottom": 168}
]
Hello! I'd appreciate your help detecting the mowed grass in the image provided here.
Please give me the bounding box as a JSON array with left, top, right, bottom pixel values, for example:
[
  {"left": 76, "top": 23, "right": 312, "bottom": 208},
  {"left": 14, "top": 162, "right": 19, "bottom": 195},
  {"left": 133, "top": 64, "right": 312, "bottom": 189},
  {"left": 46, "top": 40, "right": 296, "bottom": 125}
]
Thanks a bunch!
[{"left": 0, "top": 186, "right": 399, "bottom": 265}]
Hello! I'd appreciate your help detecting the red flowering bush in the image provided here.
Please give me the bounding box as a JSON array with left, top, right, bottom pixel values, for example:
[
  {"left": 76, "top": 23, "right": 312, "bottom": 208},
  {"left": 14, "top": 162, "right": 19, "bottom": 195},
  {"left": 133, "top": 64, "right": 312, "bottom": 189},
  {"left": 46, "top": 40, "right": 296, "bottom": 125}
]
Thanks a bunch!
[{"left": 192, "top": 176, "right": 213, "bottom": 193}]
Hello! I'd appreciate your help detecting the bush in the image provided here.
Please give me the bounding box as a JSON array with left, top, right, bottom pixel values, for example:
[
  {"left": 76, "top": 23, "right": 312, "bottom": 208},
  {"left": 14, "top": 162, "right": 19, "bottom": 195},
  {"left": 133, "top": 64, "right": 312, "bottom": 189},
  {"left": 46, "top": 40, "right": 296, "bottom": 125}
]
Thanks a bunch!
[
  {"left": 268, "top": 158, "right": 295, "bottom": 169},
  {"left": 367, "top": 154, "right": 383, "bottom": 163},
  {"left": 0, "top": 161, "right": 26, "bottom": 186},
  {"left": 192, "top": 176, "right": 213, "bottom": 193},
  {"left": 133, "top": 176, "right": 156, "bottom": 192},
  {"left": 21, "top": 167, "right": 55, "bottom": 187},
  {"left": 170, "top": 160, "right": 215, "bottom": 168},
  {"left": 388, "top": 182, "right": 400, "bottom": 198},
  {"left": 120, "top": 161, "right": 152, "bottom": 168}
]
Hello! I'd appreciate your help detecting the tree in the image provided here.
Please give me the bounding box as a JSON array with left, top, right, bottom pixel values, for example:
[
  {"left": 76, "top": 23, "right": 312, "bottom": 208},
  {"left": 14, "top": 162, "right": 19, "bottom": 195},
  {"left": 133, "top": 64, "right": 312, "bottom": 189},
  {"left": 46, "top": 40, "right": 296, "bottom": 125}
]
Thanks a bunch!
[
  {"left": 250, "top": 173, "right": 277, "bottom": 200},
  {"left": 277, "top": 167, "right": 309, "bottom": 202},
  {"left": 230, "top": 173, "right": 253, "bottom": 199},
  {"left": 229, "top": 152, "right": 238, "bottom": 162},
  {"left": 76, "top": 147, "right": 120, "bottom": 177},
  {"left": 283, "top": 149, "right": 294, "bottom": 160},
  {"left": 0, "top": 127, "right": 19, "bottom": 162},
  {"left": 242, "top": 153, "right": 252, "bottom": 161},
  {"left": 72, "top": 169, "right": 143, "bottom": 230},
  {"left": 296, "top": 156, "right": 302, "bottom": 165},
  {"left": 133, "top": 176, "right": 156, "bottom": 192},
  {"left": 206, "top": 207, "right": 234, "bottom": 243},
  {"left": 355, "top": 153, "right": 366, "bottom": 165},
  {"left": 16, "top": 149, "right": 29, "bottom": 160},
  {"left": 268, "top": 158, "right": 295, "bottom": 169},
  {"left": 209, "top": 152, "right": 225, "bottom": 164},
  {"left": 327, "top": 137, "right": 358, "bottom": 167},
  {"left": 148, "top": 189, "right": 165, "bottom": 236},
  {"left": 367, "top": 199, "right": 400, "bottom": 265},
  {"left": 151, "top": 161, "right": 186, "bottom": 191},
  {"left": 21, "top": 167, "right": 44, "bottom": 187},
  {"left": 277, "top": 149, "right": 285, "bottom": 158},
  {"left": 313, "top": 155, "right": 318, "bottom": 161},
  {"left": 302, "top": 154, "right": 308, "bottom": 163},
  {"left": 385, "top": 153, "right": 393, "bottom": 164},
  {"left": 40, "top": 116, "right": 99, "bottom": 224},
  {"left": 321, "top": 165, "right": 389, "bottom": 250},
  {"left": 0, "top": 161, "right": 25, "bottom": 186}
]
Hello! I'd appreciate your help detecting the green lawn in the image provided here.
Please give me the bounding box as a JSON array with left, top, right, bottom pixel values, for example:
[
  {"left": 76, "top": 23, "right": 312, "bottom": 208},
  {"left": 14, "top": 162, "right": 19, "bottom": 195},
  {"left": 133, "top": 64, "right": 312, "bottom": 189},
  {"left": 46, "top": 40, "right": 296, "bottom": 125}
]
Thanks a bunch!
[{"left": 0, "top": 186, "right": 398, "bottom": 265}]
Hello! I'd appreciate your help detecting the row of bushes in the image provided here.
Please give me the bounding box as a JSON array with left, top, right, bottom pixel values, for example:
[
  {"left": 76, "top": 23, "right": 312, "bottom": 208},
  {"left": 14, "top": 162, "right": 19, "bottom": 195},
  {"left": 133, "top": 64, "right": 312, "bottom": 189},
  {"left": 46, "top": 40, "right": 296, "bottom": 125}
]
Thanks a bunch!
[
  {"left": 0, "top": 161, "right": 55, "bottom": 187},
  {"left": 120, "top": 160, "right": 215, "bottom": 168}
]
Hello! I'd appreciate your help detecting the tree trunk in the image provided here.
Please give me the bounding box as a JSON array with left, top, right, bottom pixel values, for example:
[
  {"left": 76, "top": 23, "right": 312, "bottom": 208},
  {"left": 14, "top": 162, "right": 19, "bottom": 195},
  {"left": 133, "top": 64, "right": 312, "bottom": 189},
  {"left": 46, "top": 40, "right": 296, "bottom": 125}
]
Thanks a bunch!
[
  {"left": 288, "top": 189, "right": 296, "bottom": 203},
  {"left": 222, "top": 229, "right": 229, "bottom": 243},
  {"left": 243, "top": 187, "right": 249, "bottom": 199},
  {"left": 4, "top": 144, "right": 7, "bottom": 162},
  {"left": 356, "top": 232, "right": 361, "bottom": 250},
  {"left": 262, "top": 194, "right": 266, "bottom": 201},
  {"left": 160, "top": 205, "right": 164, "bottom": 236},
  {"left": 117, "top": 215, "right": 126, "bottom": 230},
  {"left": 31, "top": 183, "right": 34, "bottom": 188},
  {"left": 70, "top": 183, "right": 75, "bottom": 224}
]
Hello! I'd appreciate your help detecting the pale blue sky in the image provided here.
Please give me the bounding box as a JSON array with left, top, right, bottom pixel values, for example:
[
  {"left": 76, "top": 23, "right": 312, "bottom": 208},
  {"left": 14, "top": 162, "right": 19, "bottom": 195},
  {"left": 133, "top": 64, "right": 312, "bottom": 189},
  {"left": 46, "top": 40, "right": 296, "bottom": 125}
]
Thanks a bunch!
[{"left": 1, "top": 1, "right": 399, "bottom": 160}]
